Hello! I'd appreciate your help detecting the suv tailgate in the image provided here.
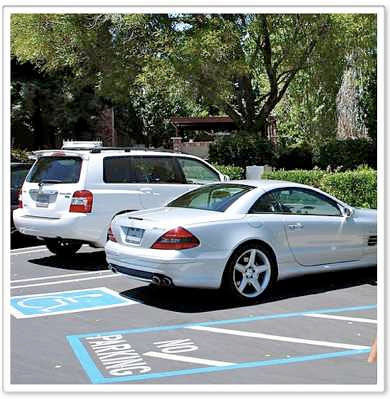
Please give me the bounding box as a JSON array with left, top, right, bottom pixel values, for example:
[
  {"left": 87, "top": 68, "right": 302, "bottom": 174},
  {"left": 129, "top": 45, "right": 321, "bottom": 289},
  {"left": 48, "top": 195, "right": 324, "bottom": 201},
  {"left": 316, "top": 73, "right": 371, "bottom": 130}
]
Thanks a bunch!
[{"left": 22, "top": 155, "right": 85, "bottom": 218}]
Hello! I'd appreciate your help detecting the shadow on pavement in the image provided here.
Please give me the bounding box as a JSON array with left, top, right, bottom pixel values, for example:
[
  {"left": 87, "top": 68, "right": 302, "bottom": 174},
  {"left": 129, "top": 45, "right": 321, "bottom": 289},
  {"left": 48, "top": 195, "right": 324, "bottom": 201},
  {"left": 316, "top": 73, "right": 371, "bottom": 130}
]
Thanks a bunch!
[
  {"left": 28, "top": 250, "right": 108, "bottom": 272},
  {"left": 120, "top": 266, "right": 377, "bottom": 313},
  {"left": 11, "top": 233, "right": 41, "bottom": 249}
]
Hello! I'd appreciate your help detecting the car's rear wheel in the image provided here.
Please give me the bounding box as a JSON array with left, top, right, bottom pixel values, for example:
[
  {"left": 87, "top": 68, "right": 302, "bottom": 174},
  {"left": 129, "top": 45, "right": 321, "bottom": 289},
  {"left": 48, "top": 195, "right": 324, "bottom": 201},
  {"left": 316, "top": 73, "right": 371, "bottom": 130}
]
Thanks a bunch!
[
  {"left": 223, "top": 243, "right": 277, "bottom": 303},
  {"left": 45, "top": 239, "right": 82, "bottom": 257}
]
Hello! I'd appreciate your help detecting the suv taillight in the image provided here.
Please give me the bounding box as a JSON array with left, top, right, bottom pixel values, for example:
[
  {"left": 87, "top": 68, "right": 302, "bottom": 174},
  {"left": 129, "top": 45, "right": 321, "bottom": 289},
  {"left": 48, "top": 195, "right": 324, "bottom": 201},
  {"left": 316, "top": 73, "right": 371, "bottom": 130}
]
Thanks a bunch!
[
  {"left": 151, "top": 227, "right": 199, "bottom": 250},
  {"left": 108, "top": 225, "right": 117, "bottom": 242},
  {"left": 17, "top": 190, "right": 23, "bottom": 208},
  {"left": 69, "top": 190, "right": 93, "bottom": 213}
]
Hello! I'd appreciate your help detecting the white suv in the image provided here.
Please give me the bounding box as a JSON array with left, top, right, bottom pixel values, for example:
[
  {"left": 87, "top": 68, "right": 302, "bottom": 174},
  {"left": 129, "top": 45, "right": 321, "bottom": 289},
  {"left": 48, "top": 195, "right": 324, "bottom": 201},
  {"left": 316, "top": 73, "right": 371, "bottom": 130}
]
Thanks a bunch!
[{"left": 13, "top": 143, "right": 226, "bottom": 256}]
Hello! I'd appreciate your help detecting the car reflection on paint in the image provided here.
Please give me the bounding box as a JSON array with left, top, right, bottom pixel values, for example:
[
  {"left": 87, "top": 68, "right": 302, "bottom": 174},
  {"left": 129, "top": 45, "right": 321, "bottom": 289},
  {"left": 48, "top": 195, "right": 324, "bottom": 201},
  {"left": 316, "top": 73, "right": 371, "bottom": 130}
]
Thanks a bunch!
[{"left": 105, "top": 180, "right": 377, "bottom": 303}]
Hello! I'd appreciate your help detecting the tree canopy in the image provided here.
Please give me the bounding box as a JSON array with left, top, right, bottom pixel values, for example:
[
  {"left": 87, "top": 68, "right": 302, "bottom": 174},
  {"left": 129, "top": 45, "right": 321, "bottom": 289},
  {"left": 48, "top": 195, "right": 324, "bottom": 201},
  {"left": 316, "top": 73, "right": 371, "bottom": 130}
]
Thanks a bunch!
[{"left": 11, "top": 13, "right": 377, "bottom": 147}]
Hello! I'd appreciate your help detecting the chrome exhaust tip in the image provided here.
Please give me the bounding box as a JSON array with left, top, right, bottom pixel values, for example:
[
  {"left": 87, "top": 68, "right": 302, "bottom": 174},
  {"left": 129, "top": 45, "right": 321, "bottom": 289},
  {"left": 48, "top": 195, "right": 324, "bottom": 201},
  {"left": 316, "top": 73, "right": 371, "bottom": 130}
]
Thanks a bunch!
[
  {"left": 161, "top": 277, "right": 172, "bottom": 287},
  {"left": 108, "top": 264, "right": 117, "bottom": 273},
  {"left": 152, "top": 276, "right": 161, "bottom": 285}
]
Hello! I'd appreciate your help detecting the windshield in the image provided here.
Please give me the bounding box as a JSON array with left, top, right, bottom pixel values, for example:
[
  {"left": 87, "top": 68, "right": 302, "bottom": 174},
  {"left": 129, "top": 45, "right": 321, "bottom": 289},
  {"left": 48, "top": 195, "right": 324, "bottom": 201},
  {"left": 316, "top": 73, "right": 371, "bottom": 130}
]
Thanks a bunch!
[
  {"left": 167, "top": 184, "right": 254, "bottom": 212},
  {"left": 27, "top": 156, "right": 82, "bottom": 184}
]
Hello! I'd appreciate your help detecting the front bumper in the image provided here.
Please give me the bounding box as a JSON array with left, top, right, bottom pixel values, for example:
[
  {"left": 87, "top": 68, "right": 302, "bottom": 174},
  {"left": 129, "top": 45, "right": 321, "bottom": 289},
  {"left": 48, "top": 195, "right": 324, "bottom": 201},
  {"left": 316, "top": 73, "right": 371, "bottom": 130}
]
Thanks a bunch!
[{"left": 105, "top": 240, "right": 228, "bottom": 289}]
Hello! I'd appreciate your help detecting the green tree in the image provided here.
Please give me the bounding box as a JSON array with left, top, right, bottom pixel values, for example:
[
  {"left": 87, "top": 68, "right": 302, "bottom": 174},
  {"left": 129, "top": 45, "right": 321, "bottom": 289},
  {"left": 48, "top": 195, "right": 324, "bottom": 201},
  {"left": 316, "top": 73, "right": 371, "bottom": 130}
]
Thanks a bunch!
[{"left": 11, "top": 13, "right": 377, "bottom": 145}]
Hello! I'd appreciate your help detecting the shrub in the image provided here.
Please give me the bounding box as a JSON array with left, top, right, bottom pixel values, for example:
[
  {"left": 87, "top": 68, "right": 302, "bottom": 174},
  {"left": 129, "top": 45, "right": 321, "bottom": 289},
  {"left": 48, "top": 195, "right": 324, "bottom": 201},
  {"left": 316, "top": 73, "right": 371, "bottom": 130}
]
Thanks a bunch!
[
  {"left": 263, "top": 167, "right": 376, "bottom": 209},
  {"left": 213, "top": 164, "right": 244, "bottom": 180},
  {"left": 276, "top": 142, "right": 313, "bottom": 170},
  {"left": 316, "top": 138, "right": 376, "bottom": 171},
  {"left": 209, "top": 134, "right": 276, "bottom": 168},
  {"left": 11, "top": 148, "right": 30, "bottom": 162},
  {"left": 263, "top": 169, "right": 327, "bottom": 189},
  {"left": 320, "top": 167, "right": 377, "bottom": 209}
]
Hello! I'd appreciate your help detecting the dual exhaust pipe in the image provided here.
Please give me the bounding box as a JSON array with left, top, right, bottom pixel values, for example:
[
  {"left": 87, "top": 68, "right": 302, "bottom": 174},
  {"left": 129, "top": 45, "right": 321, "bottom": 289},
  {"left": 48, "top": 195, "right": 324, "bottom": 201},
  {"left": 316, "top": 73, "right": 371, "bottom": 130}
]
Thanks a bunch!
[
  {"left": 108, "top": 264, "right": 172, "bottom": 287},
  {"left": 152, "top": 275, "right": 173, "bottom": 287}
]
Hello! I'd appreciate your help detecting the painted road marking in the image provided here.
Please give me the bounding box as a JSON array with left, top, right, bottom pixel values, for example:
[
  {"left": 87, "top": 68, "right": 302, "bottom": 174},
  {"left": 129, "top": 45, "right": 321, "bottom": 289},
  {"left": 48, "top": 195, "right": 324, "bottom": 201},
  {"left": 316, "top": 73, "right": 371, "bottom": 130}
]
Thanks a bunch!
[
  {"left": 11, "top": 269, "right": 111, "bottom": 283},
  {"left": 303, "top": 313, "right": 377, "bottom": 324},
  {"left": 143, "top": 351, "right": 236, "bottom": 367},
  {"left": 11, "top": 274, "right": 119, "bottom": 289},
  {"left": 10, "top": 248, "right": 51, "bottom": 256},
  {"left": 187, "top": 326, "right": 370, "bottom": 350},
  {"left": 11, "top": 245, "right": 47, "bottom": 252},
  {"left": 67, "top": 304, "right": 376, "bottom": 384},
  {"left": 10, "top": 287, "right": 136, "bottom": 318},
  {"left": 11, "top": 243, "right": 90, "bottom": 256}
]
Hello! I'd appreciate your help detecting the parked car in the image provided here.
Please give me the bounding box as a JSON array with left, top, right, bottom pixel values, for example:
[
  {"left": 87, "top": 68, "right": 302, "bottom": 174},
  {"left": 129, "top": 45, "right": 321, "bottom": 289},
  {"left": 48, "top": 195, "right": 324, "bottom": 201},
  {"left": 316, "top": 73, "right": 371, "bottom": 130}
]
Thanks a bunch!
[
  {"left": 13, "top": 142, "right": 227, "bottom": 256},
  {"left": 11, "top": 162, "right": 33, "bottom": 235},
  {"left": 105, "top": 180, "right": 377, "bottom": 302}
]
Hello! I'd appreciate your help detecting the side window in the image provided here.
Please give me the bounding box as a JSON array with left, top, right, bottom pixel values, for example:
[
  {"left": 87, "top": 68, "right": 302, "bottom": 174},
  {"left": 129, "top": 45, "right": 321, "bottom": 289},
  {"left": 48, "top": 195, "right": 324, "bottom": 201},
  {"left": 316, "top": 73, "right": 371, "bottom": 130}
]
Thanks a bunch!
[
  {"left": 11, "top": 166, "right": 31, "bottom": 188},
  {"left": 103, "top": 157, "right": 136, "bottom": 183},
  {"left": 135, "top": 157, "right": 184, "bottom": 184},
  {"left": 177, "top": 158, "right": 220, "bottom": 184},
  {"left": 249, "top": 192, "right": 280, "bottom": 214},
  {"left": 276, "top": 188, "right": 342, "bottom": 216}
]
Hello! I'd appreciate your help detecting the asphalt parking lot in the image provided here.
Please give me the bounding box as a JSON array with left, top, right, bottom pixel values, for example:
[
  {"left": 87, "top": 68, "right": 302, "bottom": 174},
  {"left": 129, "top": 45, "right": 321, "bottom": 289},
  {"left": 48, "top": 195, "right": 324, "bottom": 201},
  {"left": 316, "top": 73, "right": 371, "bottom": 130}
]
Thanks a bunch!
[{"left": 10, "top": 244, "right": 377, "bottom": 385}]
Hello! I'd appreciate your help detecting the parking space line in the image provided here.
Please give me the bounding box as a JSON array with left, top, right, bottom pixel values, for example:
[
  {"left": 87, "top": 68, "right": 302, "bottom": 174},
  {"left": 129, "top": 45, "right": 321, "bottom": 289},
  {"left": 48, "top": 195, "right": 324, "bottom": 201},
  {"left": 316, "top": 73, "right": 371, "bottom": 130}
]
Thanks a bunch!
[
  {"left": 187, "top": 326, "right": 370, "bottom": 350},
  {"left": 11, "top": 274, "right": 119, "bottom": 289},
  {"left": 303, "top": 313, "right": 377, "bottom": 324},
  {"left": 11, "top": 244, "right": 90, "bottom": 256},
  {"left": 11, "top": 248, "right": 51, "bottom": 256},
  {"left": 70, "top": 304, "right": 377, "bottom": 339},
  {"left": 143, "top": 351, "right": 236, "bottom": 367},
  {"left": 70, "top": 346, "right": 370, "bottom": 384},
  {"left": 11, "top": 269, "right": 111, "bottom": 284},
  {"left": 11, "top": 245, "right": 47, "bottom": 252}
]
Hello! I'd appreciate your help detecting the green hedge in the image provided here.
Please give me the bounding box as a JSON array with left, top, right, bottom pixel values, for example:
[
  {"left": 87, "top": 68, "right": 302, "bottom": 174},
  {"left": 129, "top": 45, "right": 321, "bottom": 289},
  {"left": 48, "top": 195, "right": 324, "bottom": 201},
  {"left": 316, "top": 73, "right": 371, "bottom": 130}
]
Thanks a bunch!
[
  {"left": 213, "top": 164, "right": 245, "bottom": 180},
  {"left": 262, "top": 169, "right": 327, "bottom": 188},
  {"left": 263, "top": 167, "right": 377, "bottom": 209}
]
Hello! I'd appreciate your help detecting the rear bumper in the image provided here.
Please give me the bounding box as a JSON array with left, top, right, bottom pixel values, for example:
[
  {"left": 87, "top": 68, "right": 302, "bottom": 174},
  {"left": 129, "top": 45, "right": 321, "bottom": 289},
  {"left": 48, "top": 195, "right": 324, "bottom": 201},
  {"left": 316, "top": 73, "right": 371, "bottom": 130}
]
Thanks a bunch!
[
  {"left": 105, "top": 241, "right": 228, "bottom": 289},
  {"left": 13, "top": 209, "right": 100, "bottom": 244}
]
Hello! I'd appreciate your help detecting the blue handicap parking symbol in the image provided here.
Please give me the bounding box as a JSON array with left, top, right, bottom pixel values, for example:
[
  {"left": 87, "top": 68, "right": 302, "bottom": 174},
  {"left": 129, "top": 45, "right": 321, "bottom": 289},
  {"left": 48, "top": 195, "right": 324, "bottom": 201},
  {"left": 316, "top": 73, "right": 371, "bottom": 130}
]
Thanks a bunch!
[{"left": 11, "top": 287, "right": 136, "bottom": 318}]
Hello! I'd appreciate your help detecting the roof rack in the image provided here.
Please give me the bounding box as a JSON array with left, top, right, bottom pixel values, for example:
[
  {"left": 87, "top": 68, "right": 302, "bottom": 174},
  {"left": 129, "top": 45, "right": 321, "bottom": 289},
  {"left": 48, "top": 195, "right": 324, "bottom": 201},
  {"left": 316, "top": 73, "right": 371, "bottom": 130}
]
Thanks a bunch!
[{"left": 87, "top": 147, "right": 180, "bottom": 154}]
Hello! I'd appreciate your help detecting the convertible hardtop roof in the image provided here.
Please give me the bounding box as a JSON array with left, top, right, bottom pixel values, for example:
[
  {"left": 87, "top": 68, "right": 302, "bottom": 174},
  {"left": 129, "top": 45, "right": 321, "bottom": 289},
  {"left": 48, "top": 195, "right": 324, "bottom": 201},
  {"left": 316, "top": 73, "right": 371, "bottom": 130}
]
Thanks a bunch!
[{"left": 228, "top": 179, "right": 310, "bottom": 190}]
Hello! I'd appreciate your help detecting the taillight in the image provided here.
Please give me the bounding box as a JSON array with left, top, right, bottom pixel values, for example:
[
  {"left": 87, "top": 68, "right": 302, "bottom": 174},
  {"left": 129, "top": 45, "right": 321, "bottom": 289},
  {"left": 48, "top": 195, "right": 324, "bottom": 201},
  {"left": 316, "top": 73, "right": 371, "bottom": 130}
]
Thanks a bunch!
[
  {"left": 108, "top": 225, "right": 117, "bottom": 242},
  {"left": 151, "top": 227, "right": 199, "bottom": 250},
  {"left": 17, "top": 190, "right": 23, "bottom": 208},
  {"left": 69, "top": 190, "right": 93, "bottom": 213}
]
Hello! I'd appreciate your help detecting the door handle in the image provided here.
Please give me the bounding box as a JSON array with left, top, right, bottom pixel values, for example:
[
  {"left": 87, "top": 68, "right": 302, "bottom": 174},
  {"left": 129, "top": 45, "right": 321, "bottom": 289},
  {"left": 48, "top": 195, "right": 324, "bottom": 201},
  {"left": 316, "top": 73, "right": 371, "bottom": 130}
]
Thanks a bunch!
[
  {"left": 288, "top": 223, "right": 304, "bottom": 230},
  {"left": 140, "top": 188, "right": 152, "bottom": 193}
]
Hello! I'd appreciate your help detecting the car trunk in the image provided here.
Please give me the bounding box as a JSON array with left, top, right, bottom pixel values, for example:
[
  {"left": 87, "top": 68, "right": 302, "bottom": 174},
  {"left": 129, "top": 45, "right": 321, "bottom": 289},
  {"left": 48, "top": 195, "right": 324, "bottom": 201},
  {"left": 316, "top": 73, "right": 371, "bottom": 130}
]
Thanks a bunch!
[{"left": 111, "top": 207, "right": 243, "bottom": 249}]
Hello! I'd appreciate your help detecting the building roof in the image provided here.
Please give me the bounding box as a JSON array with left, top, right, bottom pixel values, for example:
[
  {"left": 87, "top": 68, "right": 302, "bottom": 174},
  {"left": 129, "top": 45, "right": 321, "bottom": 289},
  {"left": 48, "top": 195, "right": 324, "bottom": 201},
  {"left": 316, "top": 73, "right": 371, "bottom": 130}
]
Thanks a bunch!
[{"left": 170, "top": 116, "right": 236, "bottom": 131}]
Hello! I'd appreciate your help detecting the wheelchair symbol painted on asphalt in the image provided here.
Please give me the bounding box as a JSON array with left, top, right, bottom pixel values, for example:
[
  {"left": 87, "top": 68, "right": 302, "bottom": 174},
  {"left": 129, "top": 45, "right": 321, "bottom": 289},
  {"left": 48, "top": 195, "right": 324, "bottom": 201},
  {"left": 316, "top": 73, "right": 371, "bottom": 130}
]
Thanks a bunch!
[
  {"left": 10, "top": 287, "right": 137, "bottom": 318},
  {"left": 16, "top": 293, "right": 105, "bottom": 313}
]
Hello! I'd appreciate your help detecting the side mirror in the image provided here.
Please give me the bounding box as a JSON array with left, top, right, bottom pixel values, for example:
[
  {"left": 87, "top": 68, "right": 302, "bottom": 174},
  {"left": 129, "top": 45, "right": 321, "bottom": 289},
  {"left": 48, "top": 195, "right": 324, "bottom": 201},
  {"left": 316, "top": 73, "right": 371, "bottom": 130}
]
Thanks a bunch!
[{"left": 343, "top": 207, "right": 354, "bottom": 218}]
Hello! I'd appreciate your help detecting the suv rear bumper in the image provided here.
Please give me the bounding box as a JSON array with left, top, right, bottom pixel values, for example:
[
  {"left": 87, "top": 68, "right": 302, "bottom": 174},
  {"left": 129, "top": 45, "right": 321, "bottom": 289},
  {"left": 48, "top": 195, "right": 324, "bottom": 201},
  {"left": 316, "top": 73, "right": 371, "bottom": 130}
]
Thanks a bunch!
[{"left": 13, "top": 209, "right": 102, "bottom": 245}]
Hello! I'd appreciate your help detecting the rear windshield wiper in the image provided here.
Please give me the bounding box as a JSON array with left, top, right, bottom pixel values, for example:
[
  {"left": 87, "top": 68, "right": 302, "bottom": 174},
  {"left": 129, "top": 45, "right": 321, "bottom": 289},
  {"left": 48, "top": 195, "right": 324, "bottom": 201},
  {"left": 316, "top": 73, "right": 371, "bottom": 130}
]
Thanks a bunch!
[{"left": 39, "top": 179, "right": 63, "bottom": 184}]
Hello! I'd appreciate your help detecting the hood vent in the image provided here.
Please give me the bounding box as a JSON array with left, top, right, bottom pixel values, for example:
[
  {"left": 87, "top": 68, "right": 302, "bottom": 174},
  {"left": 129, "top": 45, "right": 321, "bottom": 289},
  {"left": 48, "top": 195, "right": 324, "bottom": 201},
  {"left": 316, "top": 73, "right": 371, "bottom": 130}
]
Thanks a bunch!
[{"left": 368, "top": 235, "right": 377, "bottom": 246}]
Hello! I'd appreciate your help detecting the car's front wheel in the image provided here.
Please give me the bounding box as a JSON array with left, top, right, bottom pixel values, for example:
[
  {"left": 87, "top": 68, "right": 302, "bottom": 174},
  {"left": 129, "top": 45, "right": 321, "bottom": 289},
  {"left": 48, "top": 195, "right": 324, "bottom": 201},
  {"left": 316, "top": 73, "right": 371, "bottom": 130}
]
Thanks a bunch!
[
  {"left": 45, "top": 239, "right": 82, "bottom": 257},
  {"left": 223, "top": 243, "right": 277, "bottom": 303}
]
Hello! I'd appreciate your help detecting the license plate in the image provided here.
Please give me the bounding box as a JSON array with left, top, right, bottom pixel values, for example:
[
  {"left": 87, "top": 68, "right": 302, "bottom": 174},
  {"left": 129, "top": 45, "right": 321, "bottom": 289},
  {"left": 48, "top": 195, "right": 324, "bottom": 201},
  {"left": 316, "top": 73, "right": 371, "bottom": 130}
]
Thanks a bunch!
[
  {"left": 36, "top": 193, "right": 50, "bottom": 208},
  {"left": 125, "top": 227, "right": 144, "bottom": 245}
]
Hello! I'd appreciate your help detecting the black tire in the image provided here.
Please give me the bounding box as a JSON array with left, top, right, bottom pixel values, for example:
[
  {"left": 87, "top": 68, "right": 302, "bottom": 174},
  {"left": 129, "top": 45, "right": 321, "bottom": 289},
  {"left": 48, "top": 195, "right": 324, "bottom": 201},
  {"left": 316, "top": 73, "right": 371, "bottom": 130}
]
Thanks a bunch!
[
  {"left": 45, "top": 239, "right": 82, "bottom": 257},
  {"left": 222, "top": 242, "right": 277, "bottom": 303}
]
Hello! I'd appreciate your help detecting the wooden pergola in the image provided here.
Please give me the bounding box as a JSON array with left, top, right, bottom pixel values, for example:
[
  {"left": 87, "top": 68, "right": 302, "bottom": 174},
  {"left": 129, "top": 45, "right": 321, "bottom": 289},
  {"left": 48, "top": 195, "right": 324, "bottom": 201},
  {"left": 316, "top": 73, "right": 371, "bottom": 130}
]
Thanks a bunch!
[
  {"left": 170, "top": 116, "right": 237, "bottom": 136},
  {"left": 170, "top": 116, "right": 277, "bottom": 145}
]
